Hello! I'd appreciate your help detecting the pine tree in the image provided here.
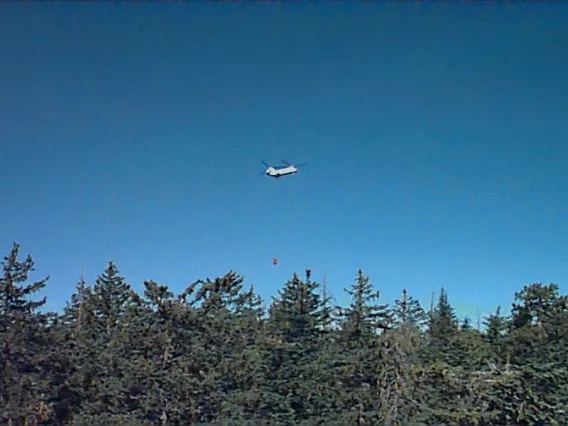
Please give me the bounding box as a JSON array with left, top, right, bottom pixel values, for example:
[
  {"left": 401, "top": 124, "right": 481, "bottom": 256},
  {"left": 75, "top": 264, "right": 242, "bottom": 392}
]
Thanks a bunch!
[
  {"left": 65, "top": 261, "right": 141, "bottom": 422},
  {"left": 511, "top": 282, "right": 561, "bottom": 329},
  {"left": 0, "top": 243, "right": 53, "bottom": 424},
  {"left": 61, "top": 270, "right": 91, "bottom": 328},
  {"left": 504, "top": 283, "right": 568, "bottom": 423},
  {"left": 51, "top": 272, "right": 94, "bottom": 424},
  {"left": 175, "top": 271, "right": 267, "bottom": 423},
  {"left": 391, "top": 288, "right": 428, "bottom": 331},
  {"left": 484, "top": 306, "right": 508, "bottom": 343},
  {"left": 4, "top": 239, "right": 568, "bottom": 424},
  {"left": 329, "top": 271, "right": 393, "bottom": 424},
  {"left": 337, "top": 269, "right": 391, "bottom": 345},
  {"left": 461, "top": 317, "right": 473, "bottom": 331},
  {"left": 319, "top": 271, "right": 335, "bottom": 333},
  {"left": 0, "top": 243, "right": 48, "bottom": 315},
  {"left": 89, "top": 261, "right": 136, "bottom": 329},
  {"left": 133, "top": 280, "right": 200, "bottom": 424},
  {"left": 142, "top": 279, "right": 174, "bottom": 313},
  {"left": 261, "top": 270, "right": 331, "bottom": 423},
  {"left": 427, "top": 287, "right": 459, "bottom": 343},
  {"left": 484, "top": 306, "right": 509, "bottom": 366},
  {"left": 507, "top": 283, "right": 561, "bottom": 366},
  {"left": 268, "top": 269, "right": 328, "bottom": 345}
]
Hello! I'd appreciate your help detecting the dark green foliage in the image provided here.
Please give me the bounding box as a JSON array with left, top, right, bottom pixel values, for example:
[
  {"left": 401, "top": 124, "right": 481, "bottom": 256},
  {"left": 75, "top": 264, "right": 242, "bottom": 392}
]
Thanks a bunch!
[
  {"left": 461, "top": 316, "right": 473, "bottom": 331},
  {"left": 337, "top": 269, "right": 391, "bottom": 344},
  {"left": 428, "top": 287, "right": 459, "bottom": 342},
  {"left": 61, "top": 262, "right": 143, "bottom": 424},
  {"left": 511, "top": 282, "right": 561, "bottom": 329},
  {"left": 268, "top": 269, "right": 328, "bottom": 344},
  {"left": 0, "top": 243, "right": 54, "bottom": 425},
  {"left": 484, "top": 306, "right": 510, "bottom": 365},
  {"left": 261, "top": 270, "right": 334, "bottom": 424},
  {"left": 485, "top": 306, "right": 509, "bottom": 343},
  {"left": 4, "top": 242, "right": 568, "bottom": 425},
  {"left": 391, "top": 288, "right": 428, "bottom": 330}
]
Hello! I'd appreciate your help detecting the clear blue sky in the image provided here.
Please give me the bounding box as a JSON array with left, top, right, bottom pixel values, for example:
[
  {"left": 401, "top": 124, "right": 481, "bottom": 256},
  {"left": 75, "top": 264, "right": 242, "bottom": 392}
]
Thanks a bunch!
[{"left": 1, "top": 3, "right": 567, "bottom": 325}]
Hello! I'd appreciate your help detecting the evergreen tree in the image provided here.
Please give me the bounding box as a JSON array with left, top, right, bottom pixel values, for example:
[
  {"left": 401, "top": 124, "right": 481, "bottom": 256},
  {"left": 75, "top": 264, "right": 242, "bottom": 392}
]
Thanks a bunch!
[
  {"left": 142, "top": 279, "right": 174, "bottom": 313},
  {"left": 337, "top": 269, "right": 391, "bottom": 344},
  {"left": 2, "top": 241, "right": 568, "bottom": 424},
  {"left": 504, "top": 283, "right": 568, "bottom": 423},
  {"left": 0, "top": 243, "right": 53, "bottom": 424},
  {"left": 427, "top": 287, "right": 459, "bottom": 343},
  {"left": 61, "top": 270, "right": 92, "bottom": 328},
  {"left": 391, "top": 288, "right": 428, "bottom": 331},
  {"left": 267, "top": 269, "right": 328, "bottom": 345},
  {"left": 508, "top": 283, "right": 562, "bottom": 366},
  {"left": 89, "top": 261, "right": 136, "bottom": 329},
  {"left": 177, "top": 271, "right": 267, "bottom": 423},
  {"left": 319, "top": 271, "right": 335, "bottom": 333},
  {"left": 262, "top": 270, "right": 331, "bottom": 423},
  {"left": 484, "top": 306, "right": 510, "bottom": 366},
  {"left": 461, "top": 317, "right": 473, "bottom": 331},
  {"left": 511, "top": 282, "right": 562, "bottom": 329},
  {"left": 451, "top": 325, "right": 491, "bottom": 372},
  {"left": 484, "top": 306, "right": 509, "bottom": 343},
  {"left": 331, "top": 271, "right": 392, "bottom": 423},
  {"left": 50, "top": 272, "right": 95, "bottom": 424},
  {"left": 420, "top": 288, "right": 461, "bottom": 368},
  {"left": 138, "top": 282, "right": 202, "bottom": 424},
  {"left": 65, "top": 262, "right": 140, "bottom": 423}
]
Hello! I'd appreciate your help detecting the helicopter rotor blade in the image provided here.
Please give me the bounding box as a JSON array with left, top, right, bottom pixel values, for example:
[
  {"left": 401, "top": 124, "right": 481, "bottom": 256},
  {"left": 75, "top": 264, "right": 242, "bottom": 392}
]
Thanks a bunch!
[
  {"left": 280, "top": 159, "right": 291, "bottom": 166},
  {"left": 294, "top": 163, "right": 309, "bottom": 167}
]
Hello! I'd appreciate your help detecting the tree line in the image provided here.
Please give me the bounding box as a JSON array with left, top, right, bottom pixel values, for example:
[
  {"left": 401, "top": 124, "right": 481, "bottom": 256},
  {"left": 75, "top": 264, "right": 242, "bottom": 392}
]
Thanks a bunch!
[{"left": 1, "top": 242, "right": 567, "bottom": 425}]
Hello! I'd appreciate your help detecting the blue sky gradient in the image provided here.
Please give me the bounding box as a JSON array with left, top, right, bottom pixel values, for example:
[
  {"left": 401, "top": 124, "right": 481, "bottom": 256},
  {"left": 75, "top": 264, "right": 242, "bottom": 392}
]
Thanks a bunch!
[{"left": 1, "top": 3, "right": 567, "bottom": 324}]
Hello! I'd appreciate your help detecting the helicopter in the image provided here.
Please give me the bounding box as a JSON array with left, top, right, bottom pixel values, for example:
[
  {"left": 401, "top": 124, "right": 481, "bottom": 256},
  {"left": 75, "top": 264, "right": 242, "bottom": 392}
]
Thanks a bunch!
[{"left": 261, "top": 160, "right": 308, "bottom": 179}]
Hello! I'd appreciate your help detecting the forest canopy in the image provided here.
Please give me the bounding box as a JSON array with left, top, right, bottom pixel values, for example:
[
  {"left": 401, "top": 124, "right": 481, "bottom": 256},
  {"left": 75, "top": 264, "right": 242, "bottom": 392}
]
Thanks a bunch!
[{"left": 1, "top": 242, "right": 567, "bottom": 425}]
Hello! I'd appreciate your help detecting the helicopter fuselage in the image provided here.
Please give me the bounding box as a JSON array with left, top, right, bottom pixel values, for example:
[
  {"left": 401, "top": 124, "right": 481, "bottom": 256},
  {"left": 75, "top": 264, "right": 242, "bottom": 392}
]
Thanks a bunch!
[{"left": 265, "top": 165, "right": 298, "bottom": 178}]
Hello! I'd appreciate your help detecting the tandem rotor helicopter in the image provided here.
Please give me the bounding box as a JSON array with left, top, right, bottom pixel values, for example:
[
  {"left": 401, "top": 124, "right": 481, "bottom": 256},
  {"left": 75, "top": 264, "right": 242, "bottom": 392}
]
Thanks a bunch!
[{"left": 261, "top": 160, "right": 308, "bottom": 179}]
